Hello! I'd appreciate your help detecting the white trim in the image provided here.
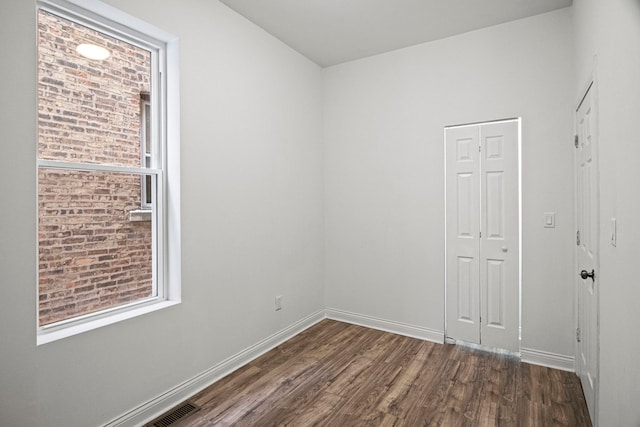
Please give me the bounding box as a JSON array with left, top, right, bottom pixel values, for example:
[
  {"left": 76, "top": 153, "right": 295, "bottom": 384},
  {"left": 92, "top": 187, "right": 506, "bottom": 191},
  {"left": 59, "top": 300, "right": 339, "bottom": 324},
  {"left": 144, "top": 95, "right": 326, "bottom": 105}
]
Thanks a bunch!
[
  {"left": 443, "top": 127, "right": 448, "bottom": 339},
  {"left": 140, "top": 98, "right": 152, "bottom": 209},
  {"left": 105, "top": 310, "right": 325, "bottom": 427},
  {"left": 517, "top": 118, "right": 523, "bottom": 342},
  {"left": 325, "top": 308, "right": 444, "bottom": 344},
  {"left": 521, "top": 347, "right": 575, "bottom": 372},
  {"left": 38, "top": 0, "right": 176, "bottom": 48},
  {"left": 444, "top": 117, "right": 520, "bottom": 130},
  {"left": 38, "top": 300, "right": 179, "bottom": 345},
  {"left": 37, "top": 160, "right": 161, "bottom": 176},
  {"left": 164, "top": 35, "right": 181, "bottom": 304}
]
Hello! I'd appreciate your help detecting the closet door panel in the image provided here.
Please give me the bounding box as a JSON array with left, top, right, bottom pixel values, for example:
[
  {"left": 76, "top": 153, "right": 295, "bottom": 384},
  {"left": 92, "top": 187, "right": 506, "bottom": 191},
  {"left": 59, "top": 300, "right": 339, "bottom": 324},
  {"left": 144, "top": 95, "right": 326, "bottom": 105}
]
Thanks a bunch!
[
  {"left": 445, "top": 126, "right": 480, "bottom": 344},
  {"left": 479, "top": 121, "right": 519, "bottom": 352}
]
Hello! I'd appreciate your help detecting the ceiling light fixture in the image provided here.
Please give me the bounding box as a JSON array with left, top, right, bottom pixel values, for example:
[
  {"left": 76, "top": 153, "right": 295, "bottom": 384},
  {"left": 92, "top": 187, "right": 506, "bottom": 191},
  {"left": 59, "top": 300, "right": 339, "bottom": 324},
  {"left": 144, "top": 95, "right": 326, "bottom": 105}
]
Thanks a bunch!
[{"left": 76, "top": 43, "right": 110, "bottom": 60}]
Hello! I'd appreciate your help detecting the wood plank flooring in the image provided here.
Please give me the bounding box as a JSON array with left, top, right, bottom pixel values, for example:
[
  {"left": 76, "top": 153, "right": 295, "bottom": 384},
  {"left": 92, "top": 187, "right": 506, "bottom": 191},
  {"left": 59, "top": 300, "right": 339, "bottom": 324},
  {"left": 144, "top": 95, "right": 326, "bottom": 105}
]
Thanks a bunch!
[{"left": 172, "top": 320, "right": 591, "bottom": 426}]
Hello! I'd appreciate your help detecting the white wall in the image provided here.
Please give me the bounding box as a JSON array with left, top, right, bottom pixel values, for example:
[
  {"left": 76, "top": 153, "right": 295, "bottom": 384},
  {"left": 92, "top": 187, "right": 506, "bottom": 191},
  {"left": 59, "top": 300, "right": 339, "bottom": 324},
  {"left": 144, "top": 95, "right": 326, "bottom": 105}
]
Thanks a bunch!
[
  {"left": 323, "top": 9, "right": 576, "bottom": 357},
  {"left": 8, "top": 0, "right": 637, "bottom": 424},
  {"left": 0, "top": 0, "right": 323, "bottom": 425},
  {"left": 574, "top": 0, "right": 640, "bottom": 424}
]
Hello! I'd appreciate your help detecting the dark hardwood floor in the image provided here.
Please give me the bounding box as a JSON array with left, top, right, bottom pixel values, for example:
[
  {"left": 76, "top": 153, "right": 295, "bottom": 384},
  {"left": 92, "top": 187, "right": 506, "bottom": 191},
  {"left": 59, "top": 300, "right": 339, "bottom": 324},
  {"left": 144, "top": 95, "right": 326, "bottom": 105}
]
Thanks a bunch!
[{"left": 170, "top": 320, "right": 591, "bottom": 426}]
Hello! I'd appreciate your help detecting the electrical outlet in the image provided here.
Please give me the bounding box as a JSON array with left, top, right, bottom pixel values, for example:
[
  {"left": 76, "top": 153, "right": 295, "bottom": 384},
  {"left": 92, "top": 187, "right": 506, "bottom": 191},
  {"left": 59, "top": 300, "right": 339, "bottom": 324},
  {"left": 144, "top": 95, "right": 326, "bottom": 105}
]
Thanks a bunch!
[{"left": 275, "top": 295, "right": 282, "bottom": 311}]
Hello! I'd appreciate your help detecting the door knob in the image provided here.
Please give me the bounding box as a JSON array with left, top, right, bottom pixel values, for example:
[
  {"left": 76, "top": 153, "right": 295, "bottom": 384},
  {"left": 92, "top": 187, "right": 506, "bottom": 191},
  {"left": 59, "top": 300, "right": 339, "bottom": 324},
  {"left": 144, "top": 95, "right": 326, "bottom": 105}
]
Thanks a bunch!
[
  {"left": 580, "top": 269, "right": 595, "bottom": 281},
  {"left": 501, "top": 246, "right": 508, "bottom": 253}
]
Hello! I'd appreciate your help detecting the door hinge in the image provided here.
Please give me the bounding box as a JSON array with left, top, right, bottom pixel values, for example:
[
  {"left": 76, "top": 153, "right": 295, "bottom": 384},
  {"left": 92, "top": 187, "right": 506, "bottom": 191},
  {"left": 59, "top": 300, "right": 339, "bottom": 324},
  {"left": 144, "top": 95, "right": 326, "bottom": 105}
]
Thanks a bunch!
[
  {"left": 576, "top": 327, "right": 581, "bottom": 343},
  {"left": 576, "top": 230, "right": 581, "bottom": 246},
  {"left": 479, "top": 231, "right": 482, "bottom": 238},
  {"left": 574, "top": 134, "right": 579, "bottom": 148}
]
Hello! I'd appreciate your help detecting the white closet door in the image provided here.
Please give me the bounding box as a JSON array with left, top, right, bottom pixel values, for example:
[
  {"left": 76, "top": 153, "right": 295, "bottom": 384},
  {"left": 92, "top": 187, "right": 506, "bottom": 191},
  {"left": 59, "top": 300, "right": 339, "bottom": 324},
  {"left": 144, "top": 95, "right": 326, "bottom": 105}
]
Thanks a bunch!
[
  {"left": 479, "top": 121, "right": 519, "bottom": 352},
  {"left": 446, "top": 120, "right": 519, "bottom": 352},
  {"left": 445, "top": 126, "right": 481, "bottom": 344}
]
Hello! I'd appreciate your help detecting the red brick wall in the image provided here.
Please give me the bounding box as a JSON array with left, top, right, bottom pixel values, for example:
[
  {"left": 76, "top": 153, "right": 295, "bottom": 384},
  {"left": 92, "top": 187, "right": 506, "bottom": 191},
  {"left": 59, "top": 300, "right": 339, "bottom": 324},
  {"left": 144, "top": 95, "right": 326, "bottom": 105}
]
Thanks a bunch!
[{"left": 37, "top": 10, "right": 153, "bottom": 326}]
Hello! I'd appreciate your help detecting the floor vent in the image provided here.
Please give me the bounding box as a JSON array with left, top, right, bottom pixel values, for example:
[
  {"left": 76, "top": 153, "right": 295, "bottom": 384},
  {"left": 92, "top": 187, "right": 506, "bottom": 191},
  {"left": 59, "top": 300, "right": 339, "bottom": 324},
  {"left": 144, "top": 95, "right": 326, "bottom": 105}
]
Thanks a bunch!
[{"left": 145, "top": 401, "right": 201, "bottom": 427}]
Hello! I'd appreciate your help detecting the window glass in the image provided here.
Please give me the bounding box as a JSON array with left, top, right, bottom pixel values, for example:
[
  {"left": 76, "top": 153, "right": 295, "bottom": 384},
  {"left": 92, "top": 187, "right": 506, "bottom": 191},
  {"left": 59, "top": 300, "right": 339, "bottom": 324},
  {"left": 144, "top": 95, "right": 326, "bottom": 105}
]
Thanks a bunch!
[
  {"left": 37, "top": 9, "right": 158, "bottom": 326},
  {"left": 37, "top": 10, "right": 152, "bottom": 168},
  {"left": 38, "top": 169, "right": 155, "bottom": 325}
]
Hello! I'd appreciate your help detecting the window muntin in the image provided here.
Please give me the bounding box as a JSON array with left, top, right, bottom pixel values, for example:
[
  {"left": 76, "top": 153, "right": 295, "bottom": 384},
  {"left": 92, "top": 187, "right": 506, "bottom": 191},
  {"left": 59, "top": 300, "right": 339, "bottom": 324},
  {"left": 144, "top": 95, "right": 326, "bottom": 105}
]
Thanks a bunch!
[{"left": 37, "top": 4, "right": 168, "bottom": 329}]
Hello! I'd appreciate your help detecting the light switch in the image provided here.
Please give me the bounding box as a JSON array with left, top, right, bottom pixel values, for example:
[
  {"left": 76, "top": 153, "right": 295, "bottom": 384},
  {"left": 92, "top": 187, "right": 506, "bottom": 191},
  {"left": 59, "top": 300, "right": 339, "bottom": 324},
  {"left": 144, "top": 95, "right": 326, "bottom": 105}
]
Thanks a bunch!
[
  {"left": 543, "top": 212, "right": 555, "bottom": 228},
  {"left": 611, "top": 218, "right": 617, "bottom": 247}
]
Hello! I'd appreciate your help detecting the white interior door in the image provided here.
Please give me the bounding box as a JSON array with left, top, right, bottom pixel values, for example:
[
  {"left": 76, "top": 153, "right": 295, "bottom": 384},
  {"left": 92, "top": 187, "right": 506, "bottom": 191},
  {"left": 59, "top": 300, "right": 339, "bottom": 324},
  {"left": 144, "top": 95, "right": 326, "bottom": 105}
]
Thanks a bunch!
[
  {"left": 479, "top": 122, "right": 519, "bottom": 353},
  {"left": 446, "top": 120, "right": 519, "bottom": 352},
  {"left": 576, "top": 83, "right": 598, "bottom": 423},
  {"left": 445, "top": 126, "right": 481, "bottom": 344}
]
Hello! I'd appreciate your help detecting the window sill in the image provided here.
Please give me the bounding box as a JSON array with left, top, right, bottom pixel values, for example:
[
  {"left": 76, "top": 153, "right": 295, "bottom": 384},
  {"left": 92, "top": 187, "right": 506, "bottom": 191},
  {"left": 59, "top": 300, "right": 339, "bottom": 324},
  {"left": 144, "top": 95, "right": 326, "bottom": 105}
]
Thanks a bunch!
[
  {"left": 37, "top": 299, "right": 180, "bottom": 345},
  {"left": 128, "top": 209, "right": 152, "bottom": 222}
]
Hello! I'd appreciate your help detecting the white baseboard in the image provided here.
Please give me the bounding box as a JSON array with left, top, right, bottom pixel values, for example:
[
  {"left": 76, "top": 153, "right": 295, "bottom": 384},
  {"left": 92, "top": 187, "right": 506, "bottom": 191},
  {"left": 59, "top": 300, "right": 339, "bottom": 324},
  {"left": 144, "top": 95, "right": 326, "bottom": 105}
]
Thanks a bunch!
[
  {"left": 325, "top": 308, "right": 444, "bottom": 344},
  {"left": 521, "top": 347, "right": 574, "bottom": 372},
  {"left": 105, "top": 310, "right": 325, "bottom": 427}
]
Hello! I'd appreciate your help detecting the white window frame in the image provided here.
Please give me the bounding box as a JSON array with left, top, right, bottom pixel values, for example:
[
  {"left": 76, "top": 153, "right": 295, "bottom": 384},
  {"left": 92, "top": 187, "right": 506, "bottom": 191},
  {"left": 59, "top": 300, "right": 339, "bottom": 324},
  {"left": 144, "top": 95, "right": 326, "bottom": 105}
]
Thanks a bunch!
[
  {"left": 141, "top": 96, "right": 153, "bottom": 210},
  {"left": 36, "top": 0, "right": 181, "bottom": 345}
]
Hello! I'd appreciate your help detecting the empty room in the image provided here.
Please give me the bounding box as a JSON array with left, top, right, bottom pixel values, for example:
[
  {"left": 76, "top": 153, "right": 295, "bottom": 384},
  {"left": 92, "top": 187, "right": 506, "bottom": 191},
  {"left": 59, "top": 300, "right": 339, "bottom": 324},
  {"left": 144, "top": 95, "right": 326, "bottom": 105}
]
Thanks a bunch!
[{"left": 1, "top": 0, "right": 639, "bottom": 426}]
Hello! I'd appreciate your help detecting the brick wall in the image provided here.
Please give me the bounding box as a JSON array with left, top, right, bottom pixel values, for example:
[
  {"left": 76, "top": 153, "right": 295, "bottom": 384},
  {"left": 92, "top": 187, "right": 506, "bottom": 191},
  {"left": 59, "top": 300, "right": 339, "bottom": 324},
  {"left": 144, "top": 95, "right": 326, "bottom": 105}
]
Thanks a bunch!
[{"left": 37, "top": 10, "right": 153, "bottom": 326}]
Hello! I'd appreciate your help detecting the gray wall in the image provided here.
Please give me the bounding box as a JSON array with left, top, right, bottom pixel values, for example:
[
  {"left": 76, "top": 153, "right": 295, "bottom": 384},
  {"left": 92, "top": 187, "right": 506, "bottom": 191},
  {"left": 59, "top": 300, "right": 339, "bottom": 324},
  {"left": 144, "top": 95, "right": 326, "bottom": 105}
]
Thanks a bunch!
[
  {"left": 574, "top": 0, "right": 640, "bottom": 424},
  {"left": 0, "top": 0, "right": 324, "bottom": 425},
  {"left": 3, "top": 0, "right": 640, "bottom": 425},
  {"left": 323, "top": 9, "right": 575, "bottom": 358}
]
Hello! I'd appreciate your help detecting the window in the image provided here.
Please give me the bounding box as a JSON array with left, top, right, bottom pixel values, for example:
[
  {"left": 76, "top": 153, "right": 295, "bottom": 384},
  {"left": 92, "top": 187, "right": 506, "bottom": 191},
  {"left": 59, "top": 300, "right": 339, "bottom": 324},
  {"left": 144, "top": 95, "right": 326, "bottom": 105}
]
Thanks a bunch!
[{"left": 36, "top": 0, "right": 181, "bottom": 344}]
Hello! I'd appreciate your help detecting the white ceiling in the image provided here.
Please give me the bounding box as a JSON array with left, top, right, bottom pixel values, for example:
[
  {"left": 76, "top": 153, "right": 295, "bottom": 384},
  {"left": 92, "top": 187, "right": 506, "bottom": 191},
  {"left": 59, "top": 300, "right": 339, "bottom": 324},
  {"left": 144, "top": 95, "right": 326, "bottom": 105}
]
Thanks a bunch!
[{"left": 219, "top": 0, "right": 573, "bottom": 67}]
